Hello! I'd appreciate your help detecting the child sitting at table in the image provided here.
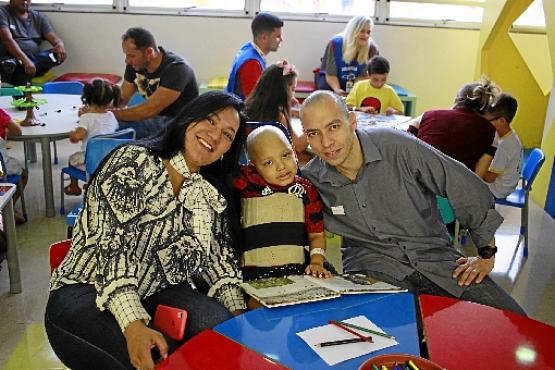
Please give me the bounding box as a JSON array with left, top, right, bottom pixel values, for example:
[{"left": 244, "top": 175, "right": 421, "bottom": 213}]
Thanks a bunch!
[
  {"left": 245, "top": 60, "right": 313, "bottom": 166},
  {"left": 233, "top": 126, "right": 331, "bottom": 303},
  {"left": 345, "top": 56, "right": 404, "bottom": 115},
  {"left": 0, "top": 108, "right": 28, "bottom": 224},
  {"left": 64, "top": 79, "right": 121, "bottom": 196},
  {"left": 476, "top": 93, "right": 522, "bottom": 199}
]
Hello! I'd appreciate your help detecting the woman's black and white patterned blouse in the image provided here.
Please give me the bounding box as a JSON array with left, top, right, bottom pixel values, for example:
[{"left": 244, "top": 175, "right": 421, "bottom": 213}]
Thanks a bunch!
[{"left": 50, "top": 145, "right": 245, "bottom": 332}]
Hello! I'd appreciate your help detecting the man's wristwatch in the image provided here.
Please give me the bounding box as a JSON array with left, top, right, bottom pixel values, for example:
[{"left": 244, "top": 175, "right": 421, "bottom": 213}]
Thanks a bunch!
[{"left": 477, "top": 246, "right": 498, "bottom": 259}]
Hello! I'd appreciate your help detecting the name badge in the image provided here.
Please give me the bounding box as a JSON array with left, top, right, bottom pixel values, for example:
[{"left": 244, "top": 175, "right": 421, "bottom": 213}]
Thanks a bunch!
[{"left": 331, "top": 205, "right": 345, "bottom": 215}]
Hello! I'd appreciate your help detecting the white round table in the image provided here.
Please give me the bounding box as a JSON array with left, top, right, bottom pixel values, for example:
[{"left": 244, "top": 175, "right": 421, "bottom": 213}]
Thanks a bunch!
[{"left": 1, "top": 93, "right": 82, "bottom": 217}]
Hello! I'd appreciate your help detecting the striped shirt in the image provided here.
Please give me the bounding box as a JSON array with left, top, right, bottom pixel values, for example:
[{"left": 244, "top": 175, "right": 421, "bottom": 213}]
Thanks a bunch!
[{"left": 50, "top": 145, "right": 245, "bottom": 332}]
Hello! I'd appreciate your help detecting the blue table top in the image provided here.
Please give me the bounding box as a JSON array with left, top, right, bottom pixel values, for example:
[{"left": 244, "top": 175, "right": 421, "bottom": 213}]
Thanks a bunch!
[{"left": 214, "top": 292, "right": 420, "bottom": 369}]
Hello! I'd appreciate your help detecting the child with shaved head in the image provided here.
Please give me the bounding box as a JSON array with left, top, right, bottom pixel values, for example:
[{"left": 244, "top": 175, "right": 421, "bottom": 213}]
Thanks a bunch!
[{"left": 233, "top": 126, "right": 331, "bottom": 306}]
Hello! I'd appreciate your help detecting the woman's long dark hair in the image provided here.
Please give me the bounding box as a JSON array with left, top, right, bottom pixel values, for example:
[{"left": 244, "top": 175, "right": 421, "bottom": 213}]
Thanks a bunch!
[
  {"left": 245, "top": 64, "right": 296, "bottom": 125},
  {"left": 138, "top": 91, "right": 247, "bottom": 254},
  {"left": 137, "top": 90, "right": 247, "bottom": 177}
]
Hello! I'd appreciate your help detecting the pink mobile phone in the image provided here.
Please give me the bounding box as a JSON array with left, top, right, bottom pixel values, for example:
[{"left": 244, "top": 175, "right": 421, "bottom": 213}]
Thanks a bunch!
[{"left": 154, "top": 305, "right": 188, "bottom": 341}]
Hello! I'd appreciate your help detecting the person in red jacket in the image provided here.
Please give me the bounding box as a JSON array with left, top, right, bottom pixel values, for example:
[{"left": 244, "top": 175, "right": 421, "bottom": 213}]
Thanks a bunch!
[{"left": 225, "top": 13, "right": 283, "bottom": 100}]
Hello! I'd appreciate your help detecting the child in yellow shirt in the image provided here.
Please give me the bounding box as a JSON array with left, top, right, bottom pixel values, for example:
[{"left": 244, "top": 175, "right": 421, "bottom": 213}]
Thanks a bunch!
[{"left": 346, "top": 56, "right": 404, "bottom": 115}]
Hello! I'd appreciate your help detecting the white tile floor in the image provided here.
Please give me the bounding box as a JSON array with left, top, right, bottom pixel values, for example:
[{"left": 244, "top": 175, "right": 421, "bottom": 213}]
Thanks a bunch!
[{"left": 1, "top": 138, "right": 554, "bottom": 369}]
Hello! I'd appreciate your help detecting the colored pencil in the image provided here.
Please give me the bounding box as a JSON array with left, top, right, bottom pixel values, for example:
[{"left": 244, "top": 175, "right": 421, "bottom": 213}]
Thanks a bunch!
[
  {"left": 315, "top": 337, "right": 367, "bottom": 347},
  {"left": 328, "top": 320, "right": 373, "bottom": 343},
  {"left": 336, "top": 320, "right": 396, "bottom": 340}
]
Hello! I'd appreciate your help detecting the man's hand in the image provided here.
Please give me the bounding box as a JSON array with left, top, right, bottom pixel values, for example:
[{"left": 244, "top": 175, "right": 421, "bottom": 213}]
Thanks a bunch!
[
  {"left": 22, "top": 59, "right": 36, "bottom": 76},
  {"left": 53, "top": 43, "right": 66, "bottom": 63},
  {"left": 452, "top": 256, "right": 494, "bottom": 286},
  {"left": 124, "top": 320, "right": 168, "bottom": 370}
]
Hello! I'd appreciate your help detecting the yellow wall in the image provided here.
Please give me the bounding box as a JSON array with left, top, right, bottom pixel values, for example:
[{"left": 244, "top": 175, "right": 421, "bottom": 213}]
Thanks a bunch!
[
  {"left": 531, "top": 0, "right": 555, "bottom": 206},
  {"left": 480, "top": 0, "right": 548, "bottom": 148}
]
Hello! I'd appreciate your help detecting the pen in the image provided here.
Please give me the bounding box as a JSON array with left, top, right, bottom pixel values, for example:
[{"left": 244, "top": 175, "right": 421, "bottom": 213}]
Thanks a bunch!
[
  {"left": 336, "top": 320, "right": 396, "bottom": 340},
  {"left": 329, "top": 320, "right": 373, "bottom": 343},
  {"left": 315, "top": 337, "right": 367, "bottom": 347}
]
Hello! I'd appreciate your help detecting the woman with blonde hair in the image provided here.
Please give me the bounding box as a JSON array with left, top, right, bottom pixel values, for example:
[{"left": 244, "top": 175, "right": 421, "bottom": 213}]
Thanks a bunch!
[
  {"left": 317, "top": 15, "right": 379, "bottom": 95},
  {"left": 407, "top": 77, "right": 501, "bottom": 171}
]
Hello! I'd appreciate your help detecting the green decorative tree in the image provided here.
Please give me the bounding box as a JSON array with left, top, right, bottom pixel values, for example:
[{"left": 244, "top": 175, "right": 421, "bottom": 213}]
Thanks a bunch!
[{"left": 11, "top": 83, "right": 48, "bottom": 126}]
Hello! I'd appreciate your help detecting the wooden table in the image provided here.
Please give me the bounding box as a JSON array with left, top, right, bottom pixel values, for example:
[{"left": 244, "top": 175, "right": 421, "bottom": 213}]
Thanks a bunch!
[
  {"left": 1, "top": 94, "right": 82, "bottom": 217},
  {"left": 0, "top": 184, "right": 21, "bottom": 293}
]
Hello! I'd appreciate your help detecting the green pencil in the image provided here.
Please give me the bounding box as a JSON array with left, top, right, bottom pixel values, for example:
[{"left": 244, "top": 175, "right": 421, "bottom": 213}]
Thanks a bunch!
[{"left": 337, "top": 320, "right": 395, "bottom": 340}]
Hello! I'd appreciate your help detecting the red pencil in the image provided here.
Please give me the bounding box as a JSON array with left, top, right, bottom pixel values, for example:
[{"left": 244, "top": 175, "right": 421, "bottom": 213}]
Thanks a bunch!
[{"left": 329, "top": 320, "right": 373, "bottom": 343}]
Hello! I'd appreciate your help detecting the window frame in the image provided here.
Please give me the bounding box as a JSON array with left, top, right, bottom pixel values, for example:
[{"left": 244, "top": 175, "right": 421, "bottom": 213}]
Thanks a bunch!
[{"left": 5, "top": 0, "right": 545, "bottom": 34}]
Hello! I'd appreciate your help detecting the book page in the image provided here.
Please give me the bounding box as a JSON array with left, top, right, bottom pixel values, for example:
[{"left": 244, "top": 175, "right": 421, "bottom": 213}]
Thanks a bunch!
[
  {"left": 241, "top": 275, "right": 340, "bottom": 307},
  {"left": 304, "top": 274, "right": 406, "bottom": 294}
]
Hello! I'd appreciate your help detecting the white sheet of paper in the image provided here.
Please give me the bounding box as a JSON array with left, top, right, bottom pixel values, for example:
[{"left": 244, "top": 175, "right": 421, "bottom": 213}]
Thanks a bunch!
[{"left": 296, "top": 315, "right": 398, "bottom": 366}]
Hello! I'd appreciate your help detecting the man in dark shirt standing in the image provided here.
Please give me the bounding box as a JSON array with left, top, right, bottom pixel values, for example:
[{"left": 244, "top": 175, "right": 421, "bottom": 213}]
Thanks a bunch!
[
  {"left": 0, "top": 0, "right": 66, "bottom": 85},
  {"left": 109, "top": 27, "right": 198, "bottom": 139}
]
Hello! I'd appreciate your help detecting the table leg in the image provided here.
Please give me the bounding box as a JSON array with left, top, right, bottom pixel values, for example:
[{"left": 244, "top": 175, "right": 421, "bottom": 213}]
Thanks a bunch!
[
  {"left": 25, "top": 141, "right": 37, "bottom": 163},
  {"left": 40, "top": 137, "right": 55, "bottom": 217},
  {"left": 3, "top": 198, "right": 21, "bottom": 293}
]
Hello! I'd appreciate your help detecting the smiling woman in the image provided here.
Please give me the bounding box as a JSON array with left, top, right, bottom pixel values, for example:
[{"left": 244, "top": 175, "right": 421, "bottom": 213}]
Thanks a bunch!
[
  {"left": 317, "top": 15, "right": 379, "bottom": 96},
  {"left": 44, "top": 91, "right": 248, "bottom": 370}
]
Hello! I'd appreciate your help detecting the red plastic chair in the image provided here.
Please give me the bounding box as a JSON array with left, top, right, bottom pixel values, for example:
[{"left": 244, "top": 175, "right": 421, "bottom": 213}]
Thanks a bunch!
[{"left": 49, "top": 239, "right": 72, "bottom": 273}]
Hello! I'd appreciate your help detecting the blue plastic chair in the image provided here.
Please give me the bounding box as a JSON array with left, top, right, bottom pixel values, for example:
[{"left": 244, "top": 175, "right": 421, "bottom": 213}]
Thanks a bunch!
[
  {"left": 495, "top": 148, "right": 545, "bottom": 257},
  {"left": 59, "top": 128, "right": 136, "bottom": 215},
  {"left": 0, "top": 151, "right": 27, "bottom": 222},
  {"left": 42, "top": 81, "right": 84, "bottom": 95},
  {"left": 436, "top": 196, "right": 462, "bottom": 244}
]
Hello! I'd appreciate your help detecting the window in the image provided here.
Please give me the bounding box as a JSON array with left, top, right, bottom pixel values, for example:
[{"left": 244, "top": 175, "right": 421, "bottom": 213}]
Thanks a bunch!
[
  {"left": 260, "top": 0, "right": 375, "bottom": 17},
  {"left": 127, "top": 0, "right": 245, "bottom": 11},
  {"left": 513, "top": 0, "right": 545, "bottom": 28},
  {"left": 33, "top": 0, "right": 113, "bottom": 4},
  {"left": 388, "top": 1, "right": 483, "bottom": 24}
]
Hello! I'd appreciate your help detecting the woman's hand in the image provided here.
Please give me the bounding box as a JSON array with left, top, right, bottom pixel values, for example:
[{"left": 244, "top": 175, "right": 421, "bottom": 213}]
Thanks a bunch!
[
  {"left": 452, "top": 256, "right": 494, "bottom": 286},
  {"left": 333, "top": 88, "right": 347, "bottom": 96},
  {"left": 124, "top": 320, "right": 168, "bottom": 370}
]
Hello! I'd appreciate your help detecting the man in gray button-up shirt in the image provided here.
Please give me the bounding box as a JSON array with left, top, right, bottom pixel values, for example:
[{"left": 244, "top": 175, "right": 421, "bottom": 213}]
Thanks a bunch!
[{"left": 300, "top": 91, "right": 524, "bottom": 315}]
